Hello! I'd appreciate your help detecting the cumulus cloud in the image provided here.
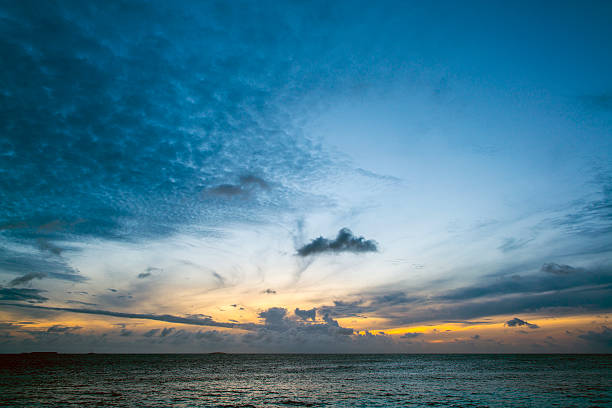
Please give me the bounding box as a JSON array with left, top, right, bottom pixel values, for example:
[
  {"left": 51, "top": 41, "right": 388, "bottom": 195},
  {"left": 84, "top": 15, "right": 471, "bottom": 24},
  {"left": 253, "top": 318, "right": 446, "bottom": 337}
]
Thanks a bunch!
[
  {"left": 259, "top": 307, "right": 288, "bottom": 329},
  {"left": 297, "top": 228, "right": 378, "bottom": 257},
  {"left": 505, "top": 317, "right": 539, "bottom": 329},
  {"left": 294, "top": 307, "right": 316, "bottom": 321}
]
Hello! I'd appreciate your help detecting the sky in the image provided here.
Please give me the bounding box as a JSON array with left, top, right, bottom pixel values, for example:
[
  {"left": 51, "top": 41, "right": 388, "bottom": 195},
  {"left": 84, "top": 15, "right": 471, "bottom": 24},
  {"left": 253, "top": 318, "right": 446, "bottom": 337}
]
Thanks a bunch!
[{"left": 1, "top": 0, "right": 611, "bottom": 353}]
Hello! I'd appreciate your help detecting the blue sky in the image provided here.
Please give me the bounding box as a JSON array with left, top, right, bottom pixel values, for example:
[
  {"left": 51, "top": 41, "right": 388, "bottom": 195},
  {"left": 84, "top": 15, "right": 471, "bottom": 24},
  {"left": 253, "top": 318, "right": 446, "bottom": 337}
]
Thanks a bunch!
[{"left": 1, "top": 0, "right": 611, "bottom": 352}]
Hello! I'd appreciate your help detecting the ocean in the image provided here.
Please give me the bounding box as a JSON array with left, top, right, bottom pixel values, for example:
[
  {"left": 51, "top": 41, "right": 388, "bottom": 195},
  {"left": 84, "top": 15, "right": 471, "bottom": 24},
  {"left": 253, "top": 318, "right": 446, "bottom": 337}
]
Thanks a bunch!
[{"left": 0, "top": 354, "right": 610, "bottom": 407}]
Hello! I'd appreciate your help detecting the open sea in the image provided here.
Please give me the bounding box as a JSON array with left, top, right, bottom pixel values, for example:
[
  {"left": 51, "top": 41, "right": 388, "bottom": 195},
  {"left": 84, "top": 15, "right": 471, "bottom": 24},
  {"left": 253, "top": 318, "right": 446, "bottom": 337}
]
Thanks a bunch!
[{"left": 0, "top": 354, "right": 610, "bottom": 407}]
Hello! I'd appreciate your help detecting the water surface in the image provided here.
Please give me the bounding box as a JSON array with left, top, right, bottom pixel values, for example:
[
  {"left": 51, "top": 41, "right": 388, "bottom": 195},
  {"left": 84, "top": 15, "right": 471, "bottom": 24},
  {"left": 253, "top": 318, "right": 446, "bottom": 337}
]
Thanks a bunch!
[{"left": 1, "top": 354, "right": 610, "bottom": 407}]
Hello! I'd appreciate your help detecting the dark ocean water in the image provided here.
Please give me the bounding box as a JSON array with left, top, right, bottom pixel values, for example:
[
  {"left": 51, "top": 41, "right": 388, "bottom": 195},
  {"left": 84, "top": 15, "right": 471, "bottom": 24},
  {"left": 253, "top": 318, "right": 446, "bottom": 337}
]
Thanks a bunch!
[{"left": 0, "top": 354, "right": 610, "bottom": 407}]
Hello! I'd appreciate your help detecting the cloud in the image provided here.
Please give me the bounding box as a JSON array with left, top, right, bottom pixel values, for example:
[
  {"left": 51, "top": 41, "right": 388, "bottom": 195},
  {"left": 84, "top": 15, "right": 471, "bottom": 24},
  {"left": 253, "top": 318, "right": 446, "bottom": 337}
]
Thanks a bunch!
[
  {"left": 578, "top": 326, "right": 612, "bottom": 347},
  {"left": 540, "top": 263, "right": 581, "bottom": 275},
  {"left": 505, "top": 318, "right": 539, "bottom": 329},
  {"left": 259, "top": 307, "right": 288, "bottom": 329},
  {"left": 0, "top": 287, "right": 47, "bottom": 303},
  {"left": 207, "top": 184, "right": 245, "bottom": 198},
  {"left": 143, "top": 329, "right": 160, "bottom": 337},
  {"left": 160, "top": 327, "right": 175, "bottom": 337},
  {"left": 399, "top": 332, "right": 422, "bottom": 339},
  {"left": 8, "top": 272, "right": 46, "bottom": 286},
  {"left": 204, "top": 175, "right": 271, "bottom": 199},
  {"left": 36, "top": 238, "right": 63, "bottom": 256},
  {"left": 317, "top": 264, "right": 612, "bottom": 328},
  {"left": 0, "top": 303, "right": 258, "bottom": 330},
  {"left": 297, "top": 228, "right": 378, "bottom": 257},
  {"left": 443, "top": 320, "right": 494, "bottom": 325},
  {"left": 0, "top": 0, "right": 400, "bottom": 253},
  {"left": 0, "top": 248, "right": 86, "bottom": 283},
  {"left": 47, "top": 325, "right": 81, "bottom": 333},
  {"left": 139, "top": 267, "right": 161, "bottom": 279},
  {"left": 498, "top": 237, "right": 533, "bottom": 253},
  {"left": 294, "top": 307, "right": 316, "bottom": 321},
  {"left": 65, "top": 300, "right": 97, "bottom": 307},
  {"left": 239, "top": 175, "right": 270, "bottom": 190},
  {"left": 262, "top": 289, "right": 276, "bottom": 295},
  {"left": 548, "top": 173, "right": 612, "bottom": 237}
]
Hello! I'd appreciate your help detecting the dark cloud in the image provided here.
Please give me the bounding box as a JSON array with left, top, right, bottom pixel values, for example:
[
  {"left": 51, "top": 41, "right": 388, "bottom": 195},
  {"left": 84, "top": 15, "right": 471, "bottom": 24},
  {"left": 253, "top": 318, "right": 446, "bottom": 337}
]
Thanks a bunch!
[
  {"left": 294, "top": 307, "right": 316, "bottom": 321},
  {"left": 297, "top": 228, "right": 378, "bottom": 257},
  {"left": 400, "top": 332, "right": 422, "bottom": 339},
  {"left": 0, "top": 287, "right": 47, "bottom": 303},
  {"left": 212, "top": 272, "right": 225, "bottom": 286},
  {"left": 160, "top": 327, "right": 175, "bottom": 337},
  {"left": 578, "top": 326, "right": 612, "bottom": 348},
  {"left": 0, "top": 303, "right": 258, "bottom": 330},
  {"left": 207, "top": 184, "right": 246, "bottom": 198},
  {"left": 36, "top": 238, "right": 63, "bottom": 256},
  {"left": 318, "top": 264, "right": 612, "bottom": 327},
  {"left": 0, "top": 248, "right": 86, "bottom": 283},
  {"left": 505, "top": 318, "right": 539, "bottom": 329},
  {"left": 143, "top": 329, "right": 160, "bottom": 337},
  {"left": 65, "top": 300, "right": 97, "bottom": 307},
  {"left": 540, "top": 263, "right": 581, "bottom": 275},
  {"left": 47, "top": 325, "right": 81, "bottom": 333},
  {"left": 204, "top": 175, "right": 270, "bottom": 199},
  {"left": 259, "top": 307, "right": 288, "bottom": 329},
  {"left": 120, "top": 329, "right": 133, "bottom": 337},
  {"left": 439, "top": 265, "right": 612, "bottom": 302},
  {"left": 139, "top": 267, "right": 162, "bottom": 279},
  {"left": 8, "top": 272, "right": 46, "bottom": 286},
  {"left": 239, "top": 175, "right": 270, "bottom": 190},
  {"left": 262, "top": 288, "right": 276, "bottom": 295},
  {"left": 443, "top": 321, "right": 493, "bottom": 325}
]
